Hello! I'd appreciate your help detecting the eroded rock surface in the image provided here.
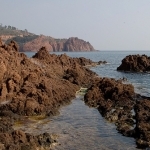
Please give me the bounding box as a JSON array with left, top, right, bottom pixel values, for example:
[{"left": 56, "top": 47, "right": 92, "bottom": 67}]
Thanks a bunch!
[
  {"left": 2, "top": 37, "right": 150, "bottom": 149},
  {"left": 117, "top": 54, "right": 150, "bottom": 72},
  {"left": 135, "top": 99, "right": 150, "bottom": 148},
  {"left": 0, "top": 42, "right": 98, "bottom": 116},
  {"left": 0, "top": 38, "right": 98, "bottom": 149},
  {"left": 84, "top": 77, "right": 150, "bottom": 148},
  {"left": 84, "top": 78, "right": 135, "bottom": 131}
]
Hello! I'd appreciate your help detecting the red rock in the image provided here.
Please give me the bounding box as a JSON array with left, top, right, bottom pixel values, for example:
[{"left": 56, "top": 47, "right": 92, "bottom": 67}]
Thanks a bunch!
[
  {"left": 14, "top": 35, "right": 95, "bottom": 52},
  {"left": 63, "top": 37, "right": 95, "bottom": 52}
]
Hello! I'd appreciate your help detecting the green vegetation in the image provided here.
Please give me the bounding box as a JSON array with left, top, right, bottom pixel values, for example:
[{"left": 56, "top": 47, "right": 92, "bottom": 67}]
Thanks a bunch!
[
  {"left": 55, "top": 38, "right": 67, "bottom": 42},
  {"left": 0, "top": 24, "right": 39, "bottom": 45},
  {"left": 0, "top": 24, "right": 34, "bottom": 36},
  {"left": 6, "top": 35, "right": 39, "bottom": 44}
]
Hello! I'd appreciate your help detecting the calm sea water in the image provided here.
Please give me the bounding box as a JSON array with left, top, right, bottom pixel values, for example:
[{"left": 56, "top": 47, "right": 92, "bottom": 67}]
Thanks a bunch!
[
  {"left": 49, "top": 51, "right": 150, "bottom": 97},
  {"left": 20, "top": 51, "right": 150, "bottom": 149},
  {"left": 26, "top": 51, "right": 150, "bottom": 97}
]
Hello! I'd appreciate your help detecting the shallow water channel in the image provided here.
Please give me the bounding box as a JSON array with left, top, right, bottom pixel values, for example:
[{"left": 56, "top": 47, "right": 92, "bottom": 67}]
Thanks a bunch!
[{"left": 13, "top": 95, "right": 140, "bottom": 150}]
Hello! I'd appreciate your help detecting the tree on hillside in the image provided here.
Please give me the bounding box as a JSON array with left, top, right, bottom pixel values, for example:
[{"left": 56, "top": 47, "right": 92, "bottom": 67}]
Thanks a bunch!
[
  {"left": 12, "top": 27, "right": 16, "bottom": 30},
  {"left": 8, "top": 25, "right": 12, "bottom": 29},
  {"left": 24, "top": 29, "right": 28, "bottom": 32}
]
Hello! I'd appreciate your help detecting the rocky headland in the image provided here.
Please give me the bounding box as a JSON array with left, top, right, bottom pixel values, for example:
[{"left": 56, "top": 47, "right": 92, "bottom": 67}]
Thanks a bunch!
[
  {"left": 117, "top": 54, "right": 150, "bottom": 72},
  {"left": 0, "top": 25, "right": 95, "bottom": 52},
  {"left": 16, "top": 36, "right": 95, "bottom": 52}
]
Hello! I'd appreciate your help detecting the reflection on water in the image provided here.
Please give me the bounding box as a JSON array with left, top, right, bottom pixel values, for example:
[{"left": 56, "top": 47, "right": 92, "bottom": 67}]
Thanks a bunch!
[{"left": 14, "top": 97, "right": 139, "bottom": 150}]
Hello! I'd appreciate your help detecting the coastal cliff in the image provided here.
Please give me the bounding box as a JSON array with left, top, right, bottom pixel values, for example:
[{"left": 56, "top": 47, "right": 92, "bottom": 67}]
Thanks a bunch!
[
  {"left": 0, "top": 25, "right": 95, "bottom": 52},
  {"left": 12, "top": 35, "right": 95, "bottom": 52}
]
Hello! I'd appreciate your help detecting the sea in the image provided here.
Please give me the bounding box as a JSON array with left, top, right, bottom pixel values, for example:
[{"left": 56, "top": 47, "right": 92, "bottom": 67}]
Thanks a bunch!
[{"left": 16, "top": 51, "right": 150, "bottom": 150}]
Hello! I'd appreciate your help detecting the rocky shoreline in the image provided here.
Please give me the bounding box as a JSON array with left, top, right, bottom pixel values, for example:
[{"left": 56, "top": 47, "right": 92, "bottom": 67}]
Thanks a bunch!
[
  {"left": 84, "top": 55, "right": 150, "bottom": 148},
  {"left": 0, "top": 38, "right": 103, "bottom": 149},
  {"left": 84, "top": 79, "right": 150, "bottom": 148},
  {"left": 0, "top": 38, "right": 150, "bottom": 149}
]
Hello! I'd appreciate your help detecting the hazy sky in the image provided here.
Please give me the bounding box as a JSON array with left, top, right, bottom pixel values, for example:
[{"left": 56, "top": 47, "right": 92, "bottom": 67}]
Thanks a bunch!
[{"left": 1, "top": 0, "right": 150, "bottom": 50}]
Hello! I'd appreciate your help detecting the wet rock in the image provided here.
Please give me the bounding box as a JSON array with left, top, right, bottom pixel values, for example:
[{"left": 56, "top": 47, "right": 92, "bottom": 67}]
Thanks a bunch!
[
  {"left": 0, "top": 120, "right": 56, "bottom": 150},
  {"left": 134, "top": 99, "right": 150, "bottom": 148},
  {"left": 84, "top": 76, "right": 150, "bottom": 148},
  {"left": 117, "top": 54, "right": 150, "bottom": 72},
  {"left": 0, "top": 113, "right": 56, "bottom": 149},
  {"left": 97, "top": 60, "right": 107, "bottom": 65},
  {"left": 36, "top": 132, "right": 56, "bottom": 147},
  {"left": 84, "top": 77, "right": 136, "bottom": 137},
  {"left": 73, "top": 57, "right": 93, "bottom": 66}
]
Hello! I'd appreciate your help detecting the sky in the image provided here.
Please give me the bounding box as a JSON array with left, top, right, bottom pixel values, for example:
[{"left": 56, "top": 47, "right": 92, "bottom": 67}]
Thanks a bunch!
[{"left": 0, "top": 0, "right": 150, "bottom": 50}]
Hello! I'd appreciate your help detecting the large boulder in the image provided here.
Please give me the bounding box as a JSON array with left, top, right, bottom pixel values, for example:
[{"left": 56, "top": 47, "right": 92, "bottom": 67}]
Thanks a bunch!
[{"left": 117, "top": 54, "right": 150, "bottom": 72}]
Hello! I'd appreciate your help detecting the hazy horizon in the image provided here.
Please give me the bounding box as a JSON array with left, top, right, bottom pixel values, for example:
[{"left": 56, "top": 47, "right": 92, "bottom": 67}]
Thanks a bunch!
[{"left": 1, "top": 0, "right": 150, "bottom": 51}]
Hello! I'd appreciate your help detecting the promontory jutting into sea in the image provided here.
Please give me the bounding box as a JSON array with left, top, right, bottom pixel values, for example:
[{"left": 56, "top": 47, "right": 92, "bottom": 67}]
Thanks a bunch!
[{"left": 0, "top": 25, "right": 150, "bottom": 150}]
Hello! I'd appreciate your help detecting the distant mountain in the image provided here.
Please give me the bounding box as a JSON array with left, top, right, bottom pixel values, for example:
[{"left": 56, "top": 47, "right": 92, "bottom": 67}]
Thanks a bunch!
[{"left": 0, "top": 24, "right": 95, "bottom": 52}]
